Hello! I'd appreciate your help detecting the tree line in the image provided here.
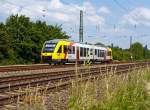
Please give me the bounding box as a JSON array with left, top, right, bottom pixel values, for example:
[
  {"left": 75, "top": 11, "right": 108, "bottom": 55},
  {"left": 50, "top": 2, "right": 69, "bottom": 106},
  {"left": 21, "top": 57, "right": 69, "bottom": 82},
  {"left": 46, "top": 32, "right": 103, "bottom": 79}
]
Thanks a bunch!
[
  {"left": 0, "top": 15, "right": 150, "bottom": 65},
  {"left": 0, "top": 15, "right": 69, "bottom": 64},
  {"left": 111, "top": 42, "right": 150, "bottom": 61}
]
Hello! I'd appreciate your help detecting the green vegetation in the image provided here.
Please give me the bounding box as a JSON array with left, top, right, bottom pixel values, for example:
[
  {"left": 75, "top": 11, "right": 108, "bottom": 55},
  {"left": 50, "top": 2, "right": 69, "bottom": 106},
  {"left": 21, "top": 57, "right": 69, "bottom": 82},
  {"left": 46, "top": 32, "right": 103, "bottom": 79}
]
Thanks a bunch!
[
  {"left": 68, "top": 68, "right": 150, "bottom": 110},
  {"left": 0, "top": 14, "right": 69, "bottom": 65},
  {"left": 112, "top": 42, "right": 150, "bottom": 61}
]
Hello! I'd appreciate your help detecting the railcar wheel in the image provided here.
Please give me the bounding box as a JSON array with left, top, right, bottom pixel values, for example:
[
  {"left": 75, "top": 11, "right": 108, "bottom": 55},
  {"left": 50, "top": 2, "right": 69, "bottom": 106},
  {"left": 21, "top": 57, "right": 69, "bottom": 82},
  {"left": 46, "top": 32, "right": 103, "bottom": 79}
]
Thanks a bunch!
[
  {"left": 53, "top": 62, "right": 57, "bottom": 65},
  {"left": 62, "top": 62, "right": 65, "bottom": 65},
  {"left": 49, "top": 62, "right": 52, "bottom": 65},
  {"left": 57, "top": 62, "right": 60, "bottom": 65},
  {"left": 91, "top": 60, "right": 95, "bottom": 64}
]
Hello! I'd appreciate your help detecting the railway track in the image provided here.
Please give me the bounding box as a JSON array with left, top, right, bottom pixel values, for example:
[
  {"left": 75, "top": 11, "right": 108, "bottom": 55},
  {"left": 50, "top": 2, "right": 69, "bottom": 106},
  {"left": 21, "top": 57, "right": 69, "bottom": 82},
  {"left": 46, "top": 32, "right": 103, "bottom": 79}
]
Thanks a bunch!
[
  {"left": 0, "top": 64, "right": 75, "bottom": 73},
  {"left": 0, "top": 61, "right": 141, "bottom": 73},
  {"left": 0, "top": 62, "right": 149, "bottom": 107}
]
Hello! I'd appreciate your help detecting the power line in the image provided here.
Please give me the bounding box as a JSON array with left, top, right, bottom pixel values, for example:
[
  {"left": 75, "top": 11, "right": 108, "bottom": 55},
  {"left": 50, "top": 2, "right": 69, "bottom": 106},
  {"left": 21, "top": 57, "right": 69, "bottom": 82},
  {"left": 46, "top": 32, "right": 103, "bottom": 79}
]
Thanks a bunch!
[
  {"left": 113, "top": 0, "right": 128, "bottom": 12},
  {"left": 3, "top": 0, "right": 47, "bottom": 17},
  {"left": 112, "top": 0, "right": 146, "bottom": 38},
  {"left": 113, "top": 0, "right": 139, "bottom": 24}
]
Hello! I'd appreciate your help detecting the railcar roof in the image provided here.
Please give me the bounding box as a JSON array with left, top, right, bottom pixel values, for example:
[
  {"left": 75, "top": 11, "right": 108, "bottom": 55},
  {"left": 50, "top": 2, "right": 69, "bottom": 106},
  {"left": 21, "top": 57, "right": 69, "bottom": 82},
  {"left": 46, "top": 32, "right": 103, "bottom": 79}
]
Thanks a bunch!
[
  {"left": 46, "top": 39, "right": 63, "bottom": 43},
  {"left": 46, "top": 39, "right": 109, "bottom": 48}
]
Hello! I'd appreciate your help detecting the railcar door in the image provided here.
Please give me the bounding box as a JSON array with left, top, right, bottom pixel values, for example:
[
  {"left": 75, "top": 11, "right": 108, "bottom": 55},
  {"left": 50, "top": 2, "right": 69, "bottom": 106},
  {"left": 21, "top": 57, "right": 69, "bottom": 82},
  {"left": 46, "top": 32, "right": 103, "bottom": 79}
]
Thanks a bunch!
[
  {"left": 76, "top": 46, "right": 80, "bottom": 63},
  {"left": 89, "top": 48, "right": 94, "bottom": 61},
  {"left": 104, "top": 50, "right": 107, "bottom": 61}
]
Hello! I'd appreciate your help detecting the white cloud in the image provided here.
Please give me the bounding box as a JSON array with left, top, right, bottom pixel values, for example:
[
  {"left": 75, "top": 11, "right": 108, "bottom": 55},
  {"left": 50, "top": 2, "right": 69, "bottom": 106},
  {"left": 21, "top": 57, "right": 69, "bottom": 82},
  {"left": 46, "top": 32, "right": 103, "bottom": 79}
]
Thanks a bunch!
[
  {"left": 49, "top": 0, "right": 63, "bottom": 9},
  {"left": 82, "top": 2, "right": 96, "bottom": 15},
  {"left": 98, "top": 6, "right": 110, "bottom": 14},
  {"left": 0, "top": 0, "right": 109, "bottom": 26},
  {"left": 123, "top": 7, "right": 150, "bottom": 26},
  {"left": 86, "top": 15, "right": 105, "bottom": 25},
  {"left": 0, "top": 2, "right": 19, "bottom": 15}
]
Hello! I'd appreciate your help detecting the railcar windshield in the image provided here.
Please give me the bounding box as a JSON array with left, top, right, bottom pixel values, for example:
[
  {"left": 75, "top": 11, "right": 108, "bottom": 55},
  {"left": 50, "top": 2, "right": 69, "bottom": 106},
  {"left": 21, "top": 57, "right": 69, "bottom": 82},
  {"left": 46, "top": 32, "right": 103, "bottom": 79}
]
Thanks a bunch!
[
  {"left": 42, "top": 39, "right": 60, "bottom": 53},
  {"left": 43, "top": 43, "right": 57, "bottom": 52}
]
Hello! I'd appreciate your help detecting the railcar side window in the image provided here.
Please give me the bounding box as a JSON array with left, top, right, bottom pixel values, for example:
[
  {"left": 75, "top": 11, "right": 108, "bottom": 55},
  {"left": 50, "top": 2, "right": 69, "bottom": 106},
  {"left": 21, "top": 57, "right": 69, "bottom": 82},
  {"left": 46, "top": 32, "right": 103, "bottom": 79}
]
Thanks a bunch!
[
  {"left": 68, "top": 46, "right": 71, "bottom": 54},
  {"left": 73, "top": 46, "right": 75, "bottom": 54},
  {"left": 100, "top": 50, "right": 104, "bottom": 57},
  {"left": 95, "top": 49, "right": 97, "bottom": 55},
  {"left": 90, "top": 49, "right": 93, "bottom": 55},
  {"left": 87, "top": 48, "right": 89, "bottom": 56},
  {"left": 84, "top": 48, "right": 86, "bottom": 57},
  {"left": 80, "top": 47, "right": 84, "bottom": 57},
  {"left": 98, "top": 50, "right": 100, "bottom": 57},
  {"left": 68, "top": 46, "right": 75, "bottom": 54}
]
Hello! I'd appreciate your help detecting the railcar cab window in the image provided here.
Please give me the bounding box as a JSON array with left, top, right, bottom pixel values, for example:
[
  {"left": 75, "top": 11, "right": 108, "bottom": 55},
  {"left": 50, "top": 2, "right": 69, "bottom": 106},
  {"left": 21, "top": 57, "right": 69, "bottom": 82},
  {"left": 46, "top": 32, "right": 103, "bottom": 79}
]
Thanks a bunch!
[
  {"left": 58, "top": 45, "right": 62, "bottom": 53},
  {"left": 64, "top": 45, "right": 67, "bottom": 53},
  {"left": 43, "top": 43, "right": 56, "bottom": 52},
  {"left": 107, "top": 51, "right": 111, "bottom": 56}
]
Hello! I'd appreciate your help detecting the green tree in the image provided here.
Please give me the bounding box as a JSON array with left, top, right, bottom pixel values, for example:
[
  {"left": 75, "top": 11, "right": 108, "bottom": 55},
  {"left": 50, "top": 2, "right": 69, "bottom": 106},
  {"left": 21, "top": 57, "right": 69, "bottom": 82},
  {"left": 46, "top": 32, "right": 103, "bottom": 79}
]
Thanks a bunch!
[
  {"left": 130, "top": 42, "right": 144, "bottom": 60},
  {"left": 0, "top": 23, "right": 17, "bottom": 64},
  {"left": 1, "top": 14, "right": 69, "bottom": 64},
  {"left": 0, "top": 24, "right": 10, "bottom": 59}
]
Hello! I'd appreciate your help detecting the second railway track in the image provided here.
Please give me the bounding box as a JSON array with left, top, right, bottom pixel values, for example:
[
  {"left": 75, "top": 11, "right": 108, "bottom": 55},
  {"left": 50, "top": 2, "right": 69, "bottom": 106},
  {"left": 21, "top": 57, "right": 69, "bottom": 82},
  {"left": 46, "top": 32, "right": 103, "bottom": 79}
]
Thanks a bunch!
[
  {"left": 0, "top": 64, "right": 79, "bottom": 73},
  {"left": 0, "top": 61, "right": 140, "bottom": 73}
]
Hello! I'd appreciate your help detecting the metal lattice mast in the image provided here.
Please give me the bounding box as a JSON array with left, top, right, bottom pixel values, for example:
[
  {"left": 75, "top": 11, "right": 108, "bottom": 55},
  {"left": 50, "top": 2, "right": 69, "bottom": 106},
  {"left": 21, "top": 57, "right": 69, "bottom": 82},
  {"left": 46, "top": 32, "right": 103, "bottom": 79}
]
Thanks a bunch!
[{"left": 79, "top": 10, "right": 83, "bottom": 42}]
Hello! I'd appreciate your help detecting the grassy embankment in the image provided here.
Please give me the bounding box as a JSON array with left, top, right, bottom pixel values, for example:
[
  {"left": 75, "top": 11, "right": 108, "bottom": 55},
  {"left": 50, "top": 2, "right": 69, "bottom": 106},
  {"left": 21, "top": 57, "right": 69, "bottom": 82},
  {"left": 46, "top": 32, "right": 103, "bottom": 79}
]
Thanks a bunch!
[
  {"left": 9, "top": 65, "right": 150, "bottom": 110},
  {"left": 68, "top": 66, "right": 150, "bottom": 110}
]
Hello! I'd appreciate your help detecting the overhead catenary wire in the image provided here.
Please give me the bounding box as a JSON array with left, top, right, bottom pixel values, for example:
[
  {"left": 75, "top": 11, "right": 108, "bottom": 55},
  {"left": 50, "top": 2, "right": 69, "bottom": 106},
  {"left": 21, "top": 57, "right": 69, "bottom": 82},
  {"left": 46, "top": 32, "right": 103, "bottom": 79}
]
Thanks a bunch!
[
  {"left": 113, "top": 0, "right": 140, "bottom": 25},
  {"left": 3, "top": 0, "right": 41, "bottom": 14},
  {"left": 113, "top": 0, "right": 150, "bottom": 47},
  {"left": 2, "top": 0, "right": 149, "bottom": 39},
  {"left": 112, "top": 0, "right": 144, "bottom": 36},
  {"left": 1, "top": 0, "right": 111, "bottom": 37}
]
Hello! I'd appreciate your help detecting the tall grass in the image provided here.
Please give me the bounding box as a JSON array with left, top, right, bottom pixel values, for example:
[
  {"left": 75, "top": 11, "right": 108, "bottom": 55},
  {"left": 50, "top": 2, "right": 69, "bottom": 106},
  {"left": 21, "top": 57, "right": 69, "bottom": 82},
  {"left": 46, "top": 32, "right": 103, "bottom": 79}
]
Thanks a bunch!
[
  {"left": 14, "top": 86, "right": 47, "bottom": 110},
  {"left": 7, "top": 66, "right": 150, "bottom": 110},
  {"left": 68, "top": 67, "right": 150, "bottom": 110}
]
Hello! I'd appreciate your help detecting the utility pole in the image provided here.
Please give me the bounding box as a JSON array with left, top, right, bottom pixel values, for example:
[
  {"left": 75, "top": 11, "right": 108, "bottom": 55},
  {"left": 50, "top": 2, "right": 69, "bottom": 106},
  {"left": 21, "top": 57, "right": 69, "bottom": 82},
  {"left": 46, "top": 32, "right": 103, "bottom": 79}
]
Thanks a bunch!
[
  {"left": 79, "top": 10, "right": 83, "bottom": 42},
  {"left": 144, "top": 45, "right": 148, "bottom": 59},
  {"left": 130, "top": 36, "right": 132, "bottom": 48},
  {"left": 130, "top": 36, "right": 133, "bottom": 61}
]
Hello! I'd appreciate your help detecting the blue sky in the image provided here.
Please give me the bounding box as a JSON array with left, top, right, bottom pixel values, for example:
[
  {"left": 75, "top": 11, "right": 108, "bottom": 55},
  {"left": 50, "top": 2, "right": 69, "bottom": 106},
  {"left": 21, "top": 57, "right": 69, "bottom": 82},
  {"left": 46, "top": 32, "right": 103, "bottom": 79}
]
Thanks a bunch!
[{"left": 0, "top": 0, "right": 150, "bottom": 48}]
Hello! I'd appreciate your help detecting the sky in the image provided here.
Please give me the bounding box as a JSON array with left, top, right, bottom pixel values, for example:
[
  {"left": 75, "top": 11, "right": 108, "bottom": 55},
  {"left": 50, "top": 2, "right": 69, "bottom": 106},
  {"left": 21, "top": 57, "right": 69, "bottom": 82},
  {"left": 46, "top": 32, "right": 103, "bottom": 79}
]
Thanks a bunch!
[{"left": 0, "top": 0, "right": 150, "bottom": 48}]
